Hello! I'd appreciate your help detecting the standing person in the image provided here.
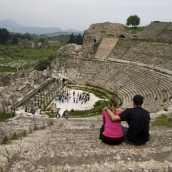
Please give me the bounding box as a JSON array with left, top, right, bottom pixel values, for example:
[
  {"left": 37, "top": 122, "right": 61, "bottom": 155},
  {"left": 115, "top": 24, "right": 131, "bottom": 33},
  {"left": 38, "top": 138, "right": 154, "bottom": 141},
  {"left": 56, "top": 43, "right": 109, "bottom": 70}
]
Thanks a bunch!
[
  {"left": 64, "top": 109, "right": 69, "bottom": 119},
  {"left": 56, "top": 111, "right": 60, "bottom": 119},
  {"left": 106, "top": 95, "right": 150, "bottom": 145},
  {"left": 100, "top": 96, "right": 124, "bottom": 145}
]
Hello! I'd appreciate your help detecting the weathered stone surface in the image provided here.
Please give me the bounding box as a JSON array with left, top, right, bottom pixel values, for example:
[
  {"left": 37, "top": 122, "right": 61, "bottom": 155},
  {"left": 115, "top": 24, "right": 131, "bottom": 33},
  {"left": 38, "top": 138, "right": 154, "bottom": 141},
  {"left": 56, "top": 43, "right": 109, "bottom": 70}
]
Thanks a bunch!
[
  {"left": 82, "top": 22, "right": 129, "bottom": 58},
  {"left": 58, "top": 43, "right": 83, "bottom": 57},
  {"left": 1, "top": 117, "right": 172, "bottom": 172}
]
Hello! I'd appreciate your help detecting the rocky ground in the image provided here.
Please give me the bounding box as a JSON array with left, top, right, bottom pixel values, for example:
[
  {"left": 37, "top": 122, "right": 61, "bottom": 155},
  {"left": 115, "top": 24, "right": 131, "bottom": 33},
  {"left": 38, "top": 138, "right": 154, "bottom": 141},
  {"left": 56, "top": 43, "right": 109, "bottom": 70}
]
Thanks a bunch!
[{"left": 1, "top": 115, "right": 172, "bottom": 172}]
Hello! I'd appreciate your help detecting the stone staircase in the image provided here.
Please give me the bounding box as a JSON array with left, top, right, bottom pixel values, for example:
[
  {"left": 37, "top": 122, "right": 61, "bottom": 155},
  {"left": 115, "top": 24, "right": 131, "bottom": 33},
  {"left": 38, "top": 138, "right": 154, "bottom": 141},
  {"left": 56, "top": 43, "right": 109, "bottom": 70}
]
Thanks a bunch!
[
  {"left": 95, "top": 38, "right": 118, "bottom": 60},
  {"left": 2, "top": 116, "right": 172, "bottom": 172}
]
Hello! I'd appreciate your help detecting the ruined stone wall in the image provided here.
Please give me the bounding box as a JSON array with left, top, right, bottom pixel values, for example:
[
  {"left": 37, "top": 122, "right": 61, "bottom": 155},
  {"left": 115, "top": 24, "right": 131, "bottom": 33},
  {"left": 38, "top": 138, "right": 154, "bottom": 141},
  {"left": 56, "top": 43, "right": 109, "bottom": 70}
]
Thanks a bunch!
[
  {"left": 0, "top": 68, "right": 57, "bottom": 112},
  {"left": 82, "top": 22, "right": 129, "bottom": 58},
  {"left": 58, "top": 44, "right": 83, "bottom": 57}
]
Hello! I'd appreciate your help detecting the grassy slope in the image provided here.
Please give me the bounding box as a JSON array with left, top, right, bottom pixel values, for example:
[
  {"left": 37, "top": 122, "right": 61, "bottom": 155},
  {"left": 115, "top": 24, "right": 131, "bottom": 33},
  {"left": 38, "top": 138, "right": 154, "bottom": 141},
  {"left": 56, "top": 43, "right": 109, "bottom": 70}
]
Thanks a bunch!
[{"left": 0, "top": 45, "right": 59, "bottom": 72}]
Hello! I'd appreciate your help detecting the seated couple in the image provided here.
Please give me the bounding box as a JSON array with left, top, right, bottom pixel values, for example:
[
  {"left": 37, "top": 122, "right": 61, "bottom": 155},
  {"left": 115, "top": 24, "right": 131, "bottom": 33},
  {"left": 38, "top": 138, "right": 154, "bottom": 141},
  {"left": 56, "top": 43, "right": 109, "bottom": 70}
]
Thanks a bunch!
[{"left": 100, "top": 95, "right": 150, "bottom": 146}]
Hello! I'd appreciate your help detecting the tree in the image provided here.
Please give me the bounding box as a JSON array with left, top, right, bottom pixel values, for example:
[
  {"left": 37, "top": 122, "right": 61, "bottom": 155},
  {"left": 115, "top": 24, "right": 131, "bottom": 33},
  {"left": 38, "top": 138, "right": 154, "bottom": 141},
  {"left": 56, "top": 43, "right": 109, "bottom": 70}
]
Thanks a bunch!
[
  {"left": 67, "top": 33, "right": 75, "bottom": 44},
  {"left": 21, "top": 33, "right": 32, "bottom": 40},
  {"left": 0, "top": 28, "right": 10, "bottom": 44},
  {"left": 34, "top": 59, "right": 51, "bottom": 71},
  {"left": 39, "top": 38, "right": 44, "bottom": 43},
  {"left": 75, "top": 34, "right": 83, "bottom": 45},
  {"left": 11, "top": 36, "right": 18, "bottom": 44},
  {"left": 126, "top": 15, "right": 140, "bottom": 27},
  {"left": 67, "top": 33, "right": 83, "bottom": 45}
]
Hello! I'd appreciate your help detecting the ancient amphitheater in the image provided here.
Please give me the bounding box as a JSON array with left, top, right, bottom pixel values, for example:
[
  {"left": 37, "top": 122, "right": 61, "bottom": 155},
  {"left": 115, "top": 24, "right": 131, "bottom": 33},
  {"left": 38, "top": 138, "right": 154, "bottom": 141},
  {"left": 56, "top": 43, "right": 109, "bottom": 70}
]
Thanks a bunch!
[{"left": 1, "top": 22, "right": 172, "bottom": 171}]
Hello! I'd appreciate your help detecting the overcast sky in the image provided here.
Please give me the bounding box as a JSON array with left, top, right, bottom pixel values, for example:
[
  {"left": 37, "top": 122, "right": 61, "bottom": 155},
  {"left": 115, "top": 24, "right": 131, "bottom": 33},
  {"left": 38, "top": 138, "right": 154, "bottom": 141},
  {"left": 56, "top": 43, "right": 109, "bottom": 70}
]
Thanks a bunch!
[{"left": 0, "top": 0, "right": 171, "bottom": 31}]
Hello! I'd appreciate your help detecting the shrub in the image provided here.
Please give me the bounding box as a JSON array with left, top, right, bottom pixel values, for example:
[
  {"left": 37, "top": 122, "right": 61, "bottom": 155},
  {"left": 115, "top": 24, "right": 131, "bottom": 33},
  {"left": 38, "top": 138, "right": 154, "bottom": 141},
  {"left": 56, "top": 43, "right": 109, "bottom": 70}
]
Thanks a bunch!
[
  {"left": 92, "top": 42, "right": 100, "bottom": 48},
  {"left": 163, "top": 98, "right": 167, "bottom": 102},
  {"left": 34, "top": 59, "right": 51, "bottom": 71},
  {"left": 106, "top": 34, "right": 114, "bottom": 37}
]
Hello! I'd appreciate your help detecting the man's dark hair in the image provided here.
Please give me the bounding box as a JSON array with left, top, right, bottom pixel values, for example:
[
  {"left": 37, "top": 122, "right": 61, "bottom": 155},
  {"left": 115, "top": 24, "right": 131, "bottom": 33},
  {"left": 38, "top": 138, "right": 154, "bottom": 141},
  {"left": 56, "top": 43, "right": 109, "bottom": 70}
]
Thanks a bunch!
[{"left": 133, "top": 95, "right": 143, "bottom": 106}]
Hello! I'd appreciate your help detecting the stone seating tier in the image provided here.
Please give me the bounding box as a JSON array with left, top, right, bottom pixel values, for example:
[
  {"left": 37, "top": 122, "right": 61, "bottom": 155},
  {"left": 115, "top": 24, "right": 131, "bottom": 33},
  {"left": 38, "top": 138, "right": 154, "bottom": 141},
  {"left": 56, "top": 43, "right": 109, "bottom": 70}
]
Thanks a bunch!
[
  {"left": 110, "top": 40, "right": 172, "bottom": 71},
  {"left": 2, "top": 117, "right": 172, "bottom": 172},
  {"left": 138, "top": 22, "right": 169, "bottom": 39},
  {"left": 66, "top": 59, "right": 172, "bottom": 113}
]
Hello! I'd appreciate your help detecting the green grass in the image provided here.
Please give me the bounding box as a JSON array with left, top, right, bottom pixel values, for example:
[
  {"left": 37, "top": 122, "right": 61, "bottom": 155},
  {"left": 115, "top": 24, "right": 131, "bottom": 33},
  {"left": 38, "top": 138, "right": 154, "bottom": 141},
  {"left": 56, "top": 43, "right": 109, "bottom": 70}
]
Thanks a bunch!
[
  {"left": 124, "top": 26, "right": 146, "bottom": 34},
  {"left": 0, "top": 113, "right": 15, "bottom": 122},
  {"left": 69, "top": 100, "right": 108, "bottom": 117},
  {"left": 92, "top": 42, "right": 100, "bottom": 48},
  {"left": 50, "top": 35, "right": 70, "bottom": 45},
  {"left": 151, "top": 115, "right": 172, "bottom": 127},
  {"left": 0, "top": 45, "right": 59, "bottom": 72},
  {"left": 85, "top": 83, "right": 122, "bottom": 106},
  {"left": 0, "top": 66, "right": 17, "bottom": 72},
  {"left": 106, "top": 34, "right": 114, "bottom": 37}
]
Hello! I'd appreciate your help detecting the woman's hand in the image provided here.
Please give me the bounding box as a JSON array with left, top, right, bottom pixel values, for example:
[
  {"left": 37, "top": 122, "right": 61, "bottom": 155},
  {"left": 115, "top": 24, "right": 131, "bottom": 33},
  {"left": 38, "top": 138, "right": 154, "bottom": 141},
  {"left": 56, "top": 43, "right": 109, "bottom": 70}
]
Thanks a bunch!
[{"left": 103, "top": 107, "right": 108, "bottom": 111}]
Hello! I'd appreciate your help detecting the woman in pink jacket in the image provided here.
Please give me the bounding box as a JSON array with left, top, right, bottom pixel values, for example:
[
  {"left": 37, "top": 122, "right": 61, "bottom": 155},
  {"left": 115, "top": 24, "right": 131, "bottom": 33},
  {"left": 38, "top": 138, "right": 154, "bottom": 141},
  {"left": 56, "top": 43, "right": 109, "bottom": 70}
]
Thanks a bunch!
[{"left": 100, "top": 96, "right": 124, "bottom": 145}]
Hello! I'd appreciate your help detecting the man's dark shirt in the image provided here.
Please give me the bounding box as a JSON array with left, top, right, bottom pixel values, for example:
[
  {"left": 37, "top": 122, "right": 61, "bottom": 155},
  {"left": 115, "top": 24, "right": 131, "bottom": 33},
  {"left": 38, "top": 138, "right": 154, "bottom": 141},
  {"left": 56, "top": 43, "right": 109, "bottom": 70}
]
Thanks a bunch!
[{"left": 119, "top": 107, "right": 150, "bottom": 145}]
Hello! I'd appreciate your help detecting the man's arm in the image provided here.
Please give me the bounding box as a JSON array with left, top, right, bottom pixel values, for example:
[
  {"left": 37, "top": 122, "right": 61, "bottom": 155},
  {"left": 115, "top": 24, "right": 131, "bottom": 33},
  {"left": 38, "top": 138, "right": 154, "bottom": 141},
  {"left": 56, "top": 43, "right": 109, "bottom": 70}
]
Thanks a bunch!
[{"left": 106, "top": 109, "right": 121, "bottom": 121}]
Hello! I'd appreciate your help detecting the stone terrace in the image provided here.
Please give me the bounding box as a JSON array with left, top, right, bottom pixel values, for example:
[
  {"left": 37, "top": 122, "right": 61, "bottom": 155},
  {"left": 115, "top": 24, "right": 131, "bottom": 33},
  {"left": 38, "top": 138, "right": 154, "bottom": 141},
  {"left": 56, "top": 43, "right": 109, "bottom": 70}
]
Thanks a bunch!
[
  {"left": 138, "top": 22, "right": 169, "bottom": 39},
  {"left": 109, "top": 40, "right": 172, "bottom": 70},
  {"left": 0, "top": 116, "right": 52, "bottom": 169},
  {"left": 66, "top": 58, "right": 172, "bottom": 113},
  {"left": 158, "top": 23, "right": 172, "bottom": 40},
  {"left": 2, "top": 116, "right": 172, "bottom": 172}
]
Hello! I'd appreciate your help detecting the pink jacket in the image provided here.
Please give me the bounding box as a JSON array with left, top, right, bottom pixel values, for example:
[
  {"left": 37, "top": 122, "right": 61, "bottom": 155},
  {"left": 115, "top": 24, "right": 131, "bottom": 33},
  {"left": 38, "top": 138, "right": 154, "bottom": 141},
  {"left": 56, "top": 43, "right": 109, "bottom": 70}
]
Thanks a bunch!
[{"left": 102, "top": 110, "right": 123, "bottom": 138}]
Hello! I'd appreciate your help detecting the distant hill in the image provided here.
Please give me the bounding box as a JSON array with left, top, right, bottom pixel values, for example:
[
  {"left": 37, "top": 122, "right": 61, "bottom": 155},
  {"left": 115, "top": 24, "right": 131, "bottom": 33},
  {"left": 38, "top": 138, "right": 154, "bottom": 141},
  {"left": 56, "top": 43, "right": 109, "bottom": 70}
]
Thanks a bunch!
[{"left": 0, "top": 19, "right": 83, "bottom": 35}]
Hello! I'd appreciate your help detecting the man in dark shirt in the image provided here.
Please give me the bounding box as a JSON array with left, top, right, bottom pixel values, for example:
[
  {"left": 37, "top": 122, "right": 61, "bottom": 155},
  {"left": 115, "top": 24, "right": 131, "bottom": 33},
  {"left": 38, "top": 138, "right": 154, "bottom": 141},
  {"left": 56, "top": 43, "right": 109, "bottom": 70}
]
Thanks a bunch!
[{"left": 106, "top": 95, "right": 150, "bottom": 145}]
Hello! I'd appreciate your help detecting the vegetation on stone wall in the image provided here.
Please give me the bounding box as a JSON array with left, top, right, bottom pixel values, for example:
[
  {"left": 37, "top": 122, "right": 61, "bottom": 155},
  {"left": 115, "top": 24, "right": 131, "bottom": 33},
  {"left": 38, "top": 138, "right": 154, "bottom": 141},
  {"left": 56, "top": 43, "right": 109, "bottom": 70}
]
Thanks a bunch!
[
  {"left": 0, "top": 113, "right": 15, "bottom": 122},
  {"left": 106, "top": 34, "right": 114, "bottom": 37},
  {"left": 151, "top": 115, "right": 172, "bottom": 127},
  {"left": 92, "top": 42, "right": 100, "bottom": 53}
]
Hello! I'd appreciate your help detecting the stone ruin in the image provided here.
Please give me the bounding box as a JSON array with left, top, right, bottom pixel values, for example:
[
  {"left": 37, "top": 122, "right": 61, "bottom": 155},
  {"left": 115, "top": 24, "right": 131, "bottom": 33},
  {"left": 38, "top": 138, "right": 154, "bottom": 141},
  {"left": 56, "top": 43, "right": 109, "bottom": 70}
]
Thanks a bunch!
[
  {"left": 58, "top": 43, "right": 83, "bottom": 57},
  {"left": 0, "top": 68, "right": 61, "bottom": 113},
  {"left": 82, "top": 22, "right": 131, "bottom": 58},
  {"left": 1, "top": 22, "right": 172, "bottom": 171}
]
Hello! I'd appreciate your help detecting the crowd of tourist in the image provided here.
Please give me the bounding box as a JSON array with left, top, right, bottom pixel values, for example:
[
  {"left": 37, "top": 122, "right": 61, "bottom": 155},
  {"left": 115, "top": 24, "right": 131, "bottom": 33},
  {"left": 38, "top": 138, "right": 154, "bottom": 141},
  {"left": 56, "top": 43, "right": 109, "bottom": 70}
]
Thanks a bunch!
[
  {"left": 55, "top": 89, "right": 90, "bottom": 105},
  {"left": 54, "top": 88, "right": 91, "bottom": 119}
]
